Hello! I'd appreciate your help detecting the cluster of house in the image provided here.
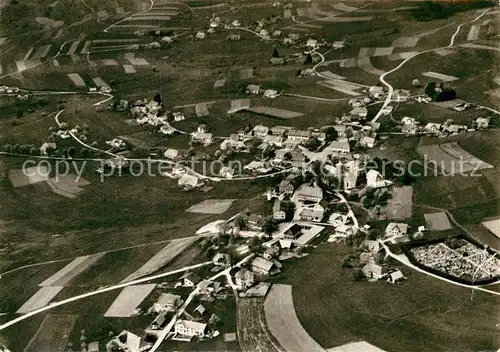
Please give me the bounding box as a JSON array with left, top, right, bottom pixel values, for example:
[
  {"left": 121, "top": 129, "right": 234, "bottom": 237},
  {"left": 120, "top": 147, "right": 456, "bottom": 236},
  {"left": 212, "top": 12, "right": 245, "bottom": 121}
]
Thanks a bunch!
[
  {"left": 245, "top": 84, "right": 280, "bottom": 98},
  {"left": 400, "top": 116, "right": 491, "bottom": 136},
  {"left": 130, "top": 99, "right": 185, "bottom": 136}
]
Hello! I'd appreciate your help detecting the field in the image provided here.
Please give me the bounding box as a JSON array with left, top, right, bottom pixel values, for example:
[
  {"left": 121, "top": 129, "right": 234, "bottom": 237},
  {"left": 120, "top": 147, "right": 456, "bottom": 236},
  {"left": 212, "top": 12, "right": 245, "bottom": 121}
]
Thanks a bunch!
[
  {"left": 185, "top": 199, "right": 235, "bottom": 214},
  {"left": 264, "top": 284, "right": 324, "bottom": 352},
  {"left": 23, "top": 314, "right": 78, "bottom": 352},
  {"left": 39, "top": 254, "right": 105, "bottom": 287},
  {"left": 481, "top": 218, "right": 500, "bottom": 239},
  {"left": 424, "top": 212, "right": 453, "bottom": 231},
  {"left": 327, "top": 341, "right": 387, "bottom": 352},
  {"left": 122, "top": 237, "right": 198, "bottom": 282},
  {"left": 236, "top": 298, "right": 285, "bottom": 352},
  {"left": 273, "top": 243, "right": 500, "bottom": 351},
  {"left": 16, "top": 286, "right": 64, "bottom": 313},
  {"left": 103, "top": 284, "right": 156, "bottom": 317}
]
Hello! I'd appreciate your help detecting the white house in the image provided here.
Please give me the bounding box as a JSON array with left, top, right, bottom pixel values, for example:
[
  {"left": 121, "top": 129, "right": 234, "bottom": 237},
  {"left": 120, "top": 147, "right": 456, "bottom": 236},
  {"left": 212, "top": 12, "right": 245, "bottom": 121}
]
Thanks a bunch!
[
  {"left": 306, "top": 38, "right": 318, "bottom": 48},
  {"left": 335, "top": 224, "right": 356, "bottom": 237},
  {"left": 246, "top": 84, "right": 261, "bottom": 95},
  {"left": 359, "top": 136, "right": 375, "bottom": 148},
  {"left": 263, "top": 89, "right": 279, "bottom": 98},
  {"left": 219, "top": 166, "right": 234, "bottom": 179},
  {"left": 195, "top": 31, "right": 206, "bottom": 39},
  {"left": 369, "top": 86, "right": 384, "bottom": 98},
  {"left": 192, "top": 132, "right": 213, "bottom": 145},
  {"left": 235, "top": 268, "right": 254, "bottom": 290},
  {"left": 295, "top": 185, "right": 323, "bottom": 203},
  {"left": 401, "top": 116, "right": 416, "bottom": 125},
  {"left": 393, "top": 89, "right": 411, "bottom": 102},
  {"left": 107, "top": 330, "right": 151, "bottom": 352},
  {"left": 287, "top": 129, "right": 311, "bottom": 142},
  {"left": 385, "top": 222, "right": 408, "bottom": 237},
  {"left": 350, "top": 106, "right": 368, "bottom": 119},
  {"left": 174, "top": 320, "right": 207, "bottom": 338},
  {"left": 475, "top": 117, "right": 490, "bottom": 129},
  {"left": 273, "top": 200, "right": 286, "bottom": 220},
  {"left": 387, "top": 270, "right": 405, "bottom": 283},
  {"left": 298, "top": 207, "right": 323, "bottom": 222},
  {"left": 362, "top": 263, "right": 385, "bottom": 280},
  {"left": 180, "top": 272, "right": 201, "bottom": 287},
  {"left": 324, "top": 139, "right": 350, "bottom": 154},
  {"left": 154, "top": 293, "right": 183, "bottom": 312},
  {"left": 178, "top": 174, "right": 200, "bottom": 189},
  {"left": 424, "top": 123, "right": 442, "bottom": 134},
  {"left": 263, "top": 134, "right": 283, "bottom": 147},
  {"left": 252, "top": 124, "right": 269, "bottom": 138},
  {"left": 251, "top": 257, "right": 277, "bottom": 275},
  {"left": 328, "top": 213, "right": 348, "bottom": 227},
  {"left": 366, "top": 169, "right": 392, "bottom": 188}
]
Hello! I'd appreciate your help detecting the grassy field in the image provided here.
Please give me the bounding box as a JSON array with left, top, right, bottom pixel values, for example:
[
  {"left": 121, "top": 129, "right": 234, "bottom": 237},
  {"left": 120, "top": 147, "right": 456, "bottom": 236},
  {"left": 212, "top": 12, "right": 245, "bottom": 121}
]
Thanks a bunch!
[{"left": 273, "top": 242, "right": 500, "bottom": 351}]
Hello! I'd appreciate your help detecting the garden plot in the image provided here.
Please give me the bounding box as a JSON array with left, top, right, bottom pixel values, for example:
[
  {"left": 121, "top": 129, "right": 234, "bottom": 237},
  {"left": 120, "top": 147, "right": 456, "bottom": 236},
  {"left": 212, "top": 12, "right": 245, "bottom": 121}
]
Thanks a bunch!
[
  {"left": 186, "top": 199, "right": 235, "bottom": 214},
  {"left": 80, "top": 40, "right": 91, "bottom": 54},
  {"left": 123, "top": 64, "right": 136, "bottom": 73},
  {"left": 46, "top": 174, "right": 91, "bottom": 198},
  {"left": 67, "top": 73, "right": 86, "bottom": 87},
  {"left": 122, "top": 237, "right": 198, "bottom": 282},
  {"left": 39, "top": 254, "right": 104, "bottom": 287},
  {"left": 264, "top": 284, "right": 324, "bottom": 352},
  {"left": 24, "top": 314, "right": 78, "bottom": 352},
  {"left": 247, "top": 106, "right": 304, "bottom": 119},
  {"left": 357, "top": 57, "right": 385, "bottom": 76},
  {"left": 22, "top": 47, "right": 34, "bottom": 61},
  {"left": 327, "top": 341, "right": 386, "bottom": 352},
  {"left": 239, "top": 68, "right": 254, "bottom": 79},
  {"left": 424, "top": 212, "right": 452, "bottom": 231},
  {"left": 482, "top": 218, "right": 500, "bottom": 239},
  {"left": 382, "top": 186, "right": 413, "bottom": 220},
  {"left": 422, "top": 71, "right": 459, "bottom": 82},
  {"left": 214, "top": 78, "right": 226, "bottom": 88},
  {"left": 32, "top": 45, "right": 52, "bottom": 59},
  {"left": 104, "top": 284, "right": 156, "bottom": 317},
  {"left": 17, "top": 286, "right": 64, "bottom": 313},
  {"left": 8, "top": 165, "right": 49, "bottom": 188},
  {"left": 391, "top": 37, "right": 419, "bottom": 48}
]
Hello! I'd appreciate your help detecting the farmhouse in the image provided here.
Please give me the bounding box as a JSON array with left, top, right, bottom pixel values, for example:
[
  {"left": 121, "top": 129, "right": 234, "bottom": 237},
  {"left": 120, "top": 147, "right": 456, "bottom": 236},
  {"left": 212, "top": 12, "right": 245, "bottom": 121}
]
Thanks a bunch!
[
  {"left": 151, "top": 312, "right": 167, "bottom": 330},
  {"left": 174, "top": 320, "right": 207, "bottom": 338},
  {"left": 219, "top": 166, "right": 235, "bottom": 179},
  {"left": 263, "top": 245, "right": 280, "bottom": 260},
  {"left": 164, "top": 148, "right": 179, "bottom": 160},
  {"left": 306, "top": 38, "right": 318, "bottom": 48},
  {"left": 393, "top": 89, "right": 411, "bottom": 102},
  {"left": 362, "top": 263, "right": 385, "bottom": 280},
  {"left": 270, "top": 126, "right": 288, "bottom": 136},
  {"left": 192, "top": 132, "right": 213, "bottom": 145},
  {"left": 251, "top": 257, "right": 278, "bottom": 275},
  {"left": 424, "top": 123, "right": 442, "bottom": 134},
  {"left": 235, "top": 268, "right": 255, "bottom": 290},
  {"left": 272, "top": 30, "right": 282, "bottom": 37},
  {"left": 385, "top": 222, "right": 409, "bottom": 237},
  {"left": 220, "top": 138, "right": 246, "bottom": 150},
  {"left": 178, "top": 174, "right": 200, "bottom": 189},
  {"left": 279, "top": 179, "right": 295, "bottom": 195},
  {"left": 227, "top": 33, "right": 241, "bottom": 41},
  {"left": 475, "top": 117, "right": 490, "bottom": 129},
  {"left": 195, "top": 31, "right": 206, "bottom": 39},
  {"left": 324, "top": 139, "right": 350, "bottom": 154},
  {"left": 181, "top": 272, "right": 201, "bottom": 287},
  {"left": 246, "top": 84, "right": 261, "bottom": 95},
  {"left": 264, "top": 134, "right": 284, "bottom": 147},
  {"left": 40, "top": 142, "right": 57, "bottom": 155},
  {"left": 107, "top": 330, "right": 151, "bottom": 352},
  {"left": 369, "top": 86, "right": 384, "bottom": 99},
  {"left": 213, "top": 253, "right": 230, "bottom": 266},
  {"left": 328, "top": 213, "right": 348, "bottom": 227},
  {"left": 298, "top": 207, "right": 324, "bottom": 222},
  {"left": 350, "top": 106, "right": 368, "bottom": 119},
  {"left": 253, "top": 124, "right": 269, "bottom": 138},
  {"left": 295, "top": 185, "right": 323, "bottom": 203},
  {"left": 154, "top": 293, "right": 183, "bottom": 312},
  {"left": 401, "top": 116, "right": 416, "bottom": 125},
  {"left": 335, "top": 224, "right": 356, "bottom": 237},
  {"left": 173, "top": 112, "right": 185, "bottom": 121},
  {"left": 359, "top": 136, "right": 375, "bottom": 148},
  {"left": 366, "top": 169, "right": 392, "bottom": 188},
  {"left": 287, "top": 129, "right": 311, "bottom": 142},
  {"left": 270, "top": 57, "right": 286, "bottom": 65},
  {"left": 387, "top": 270, "right": 405, "bottom": 283},
  {"left": 283, "top": 223, "right": 303, "bottom": 240},
  {"left": 273, "top": 200, "right": 287, "bottom": 220},
  {"left": 263, "top": 89, "right": 279, "bottom": 98}
]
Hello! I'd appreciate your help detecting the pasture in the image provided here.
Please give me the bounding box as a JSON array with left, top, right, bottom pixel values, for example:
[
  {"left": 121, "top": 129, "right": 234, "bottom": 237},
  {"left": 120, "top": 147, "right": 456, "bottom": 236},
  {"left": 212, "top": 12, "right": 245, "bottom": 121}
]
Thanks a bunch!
[
  {"left": 382, "top": 186, "right": 413, "bottom": 220},
  {"left": 186, "top": 199, "right": 235, "bottom": 214},
  {"left": 482, "top": 218, "right": 500, "bottom": 239},
  {"left": 121, "top": 237, "right": 198, "bottom": 282},
  {"left": 16, "top": 286, "right": 64, "bottom": 313},
  {"left": 39, "top": 254, "right": 104, "bottom": 287},
  {"left": 274, "top": 243, "right": 500, "bottom": 351},
  {"left": 246, "top": 106, "right": 304, "bottom": 119},
  {"left": 424, "top": 212, "right": 453, "bottom": 231}
]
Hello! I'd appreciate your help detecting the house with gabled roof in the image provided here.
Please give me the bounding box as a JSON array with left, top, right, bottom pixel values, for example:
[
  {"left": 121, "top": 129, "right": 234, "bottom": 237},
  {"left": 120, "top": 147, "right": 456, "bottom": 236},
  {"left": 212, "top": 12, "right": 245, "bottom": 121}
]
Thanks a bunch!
[
  {"left": 252, "top": 124, "right": 269, "bottom": 138},
  {"left": 298, "top": 207, "right": 323, "bottom": 222},
  {"left": 107, "top": 330, "right": 151, "bottom": 352},
  {"left": 328, "top": 213, "right": 348, "bottom": 227},
  {"left": 295, "top": 185, "right": 323, "bottom": 203},
  {"left": 362, "top": 263, "right": 385, "bottom": 280},
  {"left": 235, "top": 268, "right": 254, "bottom": 290},
  {"left": 324, "top": 139, "right": 350, "bottom": 154},
  {"left": 251, "top": 257, "right": 278, "bottom": 275},
  {"left": 180, "top": 272, "right": 201, "bottom": 287},
  {"left": 174, "top": 320, "right": 207, "bottom": 338},
  {"left": 424, "top": 123, "right": 442, "bottom": 134},
  {"left": 366, "top": 169, "right": 392, "bottom": 188},
  {"left": 154, "top": 293, "right": 183, "bottom": 312},
  {"left": 385, "top": 222, "right": 408, "bottom": 238},
  {"left": 273, "top": 199, "right": 287, "bottom": 220}
]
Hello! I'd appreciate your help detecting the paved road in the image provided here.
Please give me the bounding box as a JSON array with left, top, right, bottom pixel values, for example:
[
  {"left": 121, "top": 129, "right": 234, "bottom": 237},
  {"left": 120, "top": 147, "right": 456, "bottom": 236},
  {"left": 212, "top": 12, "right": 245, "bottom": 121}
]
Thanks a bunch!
[
  {"left": 371, "top": 9, "right": 491, "bottom": 124},
  {"left": 0, "top": 261, "right": 213, "bottom": 332},
  {"left": 150, "top": 254, "right": 255, "bottom": 351}
]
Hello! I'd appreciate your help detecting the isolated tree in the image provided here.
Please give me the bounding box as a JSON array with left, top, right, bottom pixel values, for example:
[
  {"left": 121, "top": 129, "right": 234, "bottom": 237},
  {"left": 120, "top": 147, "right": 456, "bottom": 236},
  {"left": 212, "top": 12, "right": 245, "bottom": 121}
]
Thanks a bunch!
[
  {"left": 352, "top": 269, "right": 365, "bottom": 281},
  {"left": 29, "top": 147, "right": 38, "bottom": 155},
  {"left": 323, "top": 127, "right": 338, "bottom": 142},
  {"left": 234, "top": 214, "right": 248, "bottom": 230},
  {"left": 261, "top": 216, "right": 278, "bottom": 235},
  {"left": 304, "top": 137, "right": 321, "bottom": 151},
  {"left": 16, "top": 110, "right": 23, "bottom": 118},
  {"left": 153, "top": 93, "right": 162, "bottom": 104},
  {"left": 2, "top": 144, "right": 11, "bottom": 152},
  {"left": 281, "top": 201, "right": 295, "bottom": 221}
]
